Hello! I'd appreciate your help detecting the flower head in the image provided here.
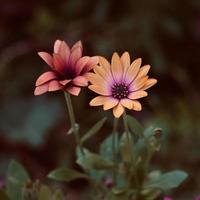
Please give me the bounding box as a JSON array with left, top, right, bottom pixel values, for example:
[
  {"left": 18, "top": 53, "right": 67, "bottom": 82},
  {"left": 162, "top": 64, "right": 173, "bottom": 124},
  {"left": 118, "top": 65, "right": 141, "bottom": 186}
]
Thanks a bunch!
[
  {"left": 34, "top": 40, "right": 98, "bottom": 96},
  {"left": 88, "top": 52, "right": 157, "bottom": 118}
]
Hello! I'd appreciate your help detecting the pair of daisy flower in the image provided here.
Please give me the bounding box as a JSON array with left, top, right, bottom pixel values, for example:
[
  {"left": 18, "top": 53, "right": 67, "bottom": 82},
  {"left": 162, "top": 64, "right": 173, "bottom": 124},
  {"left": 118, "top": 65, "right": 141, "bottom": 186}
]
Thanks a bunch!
[{"left": 34, "top": 40, "right": 157, "bottom": 118}]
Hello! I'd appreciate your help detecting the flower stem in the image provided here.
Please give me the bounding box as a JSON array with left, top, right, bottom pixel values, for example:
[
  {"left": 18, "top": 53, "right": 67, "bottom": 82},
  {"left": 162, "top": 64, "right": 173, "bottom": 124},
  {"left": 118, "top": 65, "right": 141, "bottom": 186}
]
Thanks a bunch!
[
  {"left": 64, "top": 92, "right": 84, "bottom": 155},
  {"left": 112, "top": 117, "right": 118, "bottom": 185}
]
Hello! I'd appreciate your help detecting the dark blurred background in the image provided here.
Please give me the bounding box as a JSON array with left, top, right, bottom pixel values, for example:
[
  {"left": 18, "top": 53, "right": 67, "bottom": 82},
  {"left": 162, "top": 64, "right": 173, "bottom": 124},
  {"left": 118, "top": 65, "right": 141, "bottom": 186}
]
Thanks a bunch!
[{"left": 0, "top": 0, "right": 200, "bottom": 199}]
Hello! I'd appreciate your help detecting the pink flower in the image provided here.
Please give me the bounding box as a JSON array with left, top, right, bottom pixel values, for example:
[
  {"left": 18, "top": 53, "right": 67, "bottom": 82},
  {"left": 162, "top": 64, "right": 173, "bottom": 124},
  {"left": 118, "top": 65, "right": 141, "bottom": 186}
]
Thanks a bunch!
[
  {"left": 164, "top": 197, "right": 173, "bottom": 200},
  {"left": 34, "top": 40, "right": 98, "bottom": 96}
]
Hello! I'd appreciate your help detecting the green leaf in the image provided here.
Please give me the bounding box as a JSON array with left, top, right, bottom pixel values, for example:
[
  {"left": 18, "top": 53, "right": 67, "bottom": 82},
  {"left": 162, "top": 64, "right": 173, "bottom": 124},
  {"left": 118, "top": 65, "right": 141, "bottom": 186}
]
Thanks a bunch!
[
  {"left": 38, "top": 185, "right": 51, "bottom": 200},
  {"left": 77, "top": 151, "right": 114, "bottom": 170},
  {"left": 145, "top": 170, "right": 188, "bottom": 190},
  {"left": 100, "top": 133, "right": 119, "bottom": 161},
  {"left": 126, "top": 115, "right": 144, "bottom": 137},
  {"left": 120, "top": 132, "right": 134, "bottom": 163},
  {"left": 7, "top": 160, "right": 30, "bottom": 200},
  {"left": 0, "top": 189, "right": 10, "bottom": 200},
  {"left": 48, "top": 167, "right": 89, "bottom": 182},
  {"left": 52, "top": 190, "right": 65, "bottom": 200},
  {"left": 80, "top": 117, "right": 107, "bottom": 144}
]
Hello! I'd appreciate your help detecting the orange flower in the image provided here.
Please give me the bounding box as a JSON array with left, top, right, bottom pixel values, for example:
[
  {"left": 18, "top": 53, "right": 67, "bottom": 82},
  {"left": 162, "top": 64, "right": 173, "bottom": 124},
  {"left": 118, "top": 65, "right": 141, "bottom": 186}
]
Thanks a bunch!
[
  {"left": 88, "top": 52, "right": 157, "bottom": 118},
  {"left": 34, "top": 40, "right": 98, "bottom": 96}
]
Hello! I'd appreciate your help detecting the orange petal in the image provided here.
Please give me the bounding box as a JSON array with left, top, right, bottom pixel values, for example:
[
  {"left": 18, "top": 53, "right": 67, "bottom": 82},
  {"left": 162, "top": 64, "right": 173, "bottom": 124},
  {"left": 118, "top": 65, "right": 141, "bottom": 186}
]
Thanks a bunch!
[
  {"left": 120, "top": 98, "right": 133, "bottom": 109},
  {"left": 128, "top": 91, "right": 148, "bottom": 100},
  {"left": 59, "top": 79, "right": 71, "bottom": 85},
  {"left": 48, "top": 80, "right": 63, "bottom": 91},
  {"left": 111, "top": 52, "right": 123, "bottom": 82},
  {"left": 34, "top": 83, "right": 49, "bottom": 96},
  {"left": 35, "top": 71, "right": 57, "bottom": 86},
  {"left": 103, "top": 98, "right": 119, "bottom": 110},
  {"left": 75, "top": 56, "right": 90, "bottom": 75},
  {"left": 69, "top": 47, "right": 82, "bottom": 67},
  {"left": 129, "top": 76, "right": 148, "bottom": 91},
  {"left": 71, "top": 40, "right": 83, "bottom": 51},
  {"left": 141, "top": 78, "right": 157, "bottom": 90},
  {"left": 82, "top": 56, "right": 99, "bottom": 73},
  {"left": 93, "top": 65, "right": 113, "bottom": 83},
  {"left": 87, "top": 73, "right": 111, "bottom": 88},
  {"left": 113, "top": 103, "right": 125, "bottom": 118},
  {"left": 66, "top": 86, "right": 81, "bottom": 96},
  {"left": 89, "top": 96, "right": 109, "bottom": 106},
  {"left": 125, "top": 58, "right": 141, "bottom": 84},
  {"left": 121, "top": 52, "right": 130, "bottom": 79},
  {"left": 99, "top": 56, "right": 112, "bottom": 74},
  {"left": 73, "top": 76, "right": 88, "bottom": 86},
  {"left": 132, "top": 100, "right": 142, "bottom": 111},
  {"left": 89, "top": 85, "right": 111, "bottom": 96},
  {"left": 54, "top": 40, "right": 62, "bottom": 53},
  {"left": 38, "top": 52, "right": 53, "bottom": 68},
  {"left": 136, "top": 65, "right": 151, "bottom": 79},
  {"left": 53, "top": 53, "right": 65, "bottom": 73}
]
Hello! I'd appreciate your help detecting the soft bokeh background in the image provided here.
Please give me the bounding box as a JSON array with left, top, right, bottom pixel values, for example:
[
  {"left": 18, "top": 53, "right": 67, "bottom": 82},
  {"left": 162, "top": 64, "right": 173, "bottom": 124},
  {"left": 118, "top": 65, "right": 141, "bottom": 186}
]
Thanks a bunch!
[{"left": 0, "top": 0, "right": 200, "bottom": 199}]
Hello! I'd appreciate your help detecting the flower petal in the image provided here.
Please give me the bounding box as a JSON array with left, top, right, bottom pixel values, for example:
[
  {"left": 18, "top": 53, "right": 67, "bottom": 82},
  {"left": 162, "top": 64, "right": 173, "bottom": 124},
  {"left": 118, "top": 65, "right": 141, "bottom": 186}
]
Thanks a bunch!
[
  {"left": 111, "top": 52, "right": 123, "bottom": 83},
  {"left": 93, "top": 65, "right": 113, "bottom": 83},
  {"left": 141, "top": 78, "right": 157, "bottom": 90},
  {"left": 120, "top": 98, "right": 133, "bottom": 109},
  {"left": 66, "top": 86, "right": 81, "bottom": 96},
  {"left": 35, "top": 71, "right": 57, "bottom": 86},
  {"left": 121, "top": 52, "right": 130, "bottom": 79},
  {"left": 89, "top": 96, "right": 109, "bottom": 106},
  {"left": 73, "top": 76, "right": 88, "bottom": 86},
  {"left": 137, "top": 65, "right": 151, "bottom": 79},
  {"left": 99, "top": 56, "right": 111, "bottom": 73},
  {"left": 38, "top": 52, "right": 53, "bottom": 68},
  {"left": 103, "top": 98, "right": 119, "bottom": 110},
  {"left": 128, "top": 91, "right": 148, "bottom": 100},
  {"left": 48, "top": 80, "right": 63, "bottom": 91},
  {"left": 82, "top": 56, "right": 99, "bottom": 73},
  {"left": 75, "top": 56, "right": 90, "bottom": 75},
  {"left": 125, "top": 58, "right": 142, "bottom": 84},
  {"left": 129, "top": 76, "right": 148, "bottom": 91},
  {"left": 34, "top": 83, "right": 49, "bottom": 96},
  {"left": 59, "top": 79, "right": 71, "bottom": 85},
  {"left": 71, "top": 40, "right": 83, "bottom": 51},
  {"left": 113, "top": 103, "right": 125, "bottom": 118},
  {"left": 132, "top": 100, "right": 142, "bottom": 111},
  {"left": 54, "top": 40, "right": 62, "bottom": 53},
  {"left": 89, "top": 85, "right": 111, "bottom": 96},
  {"left": 53, "top": 53, "right": 65, "bottom": 73},
  {"left": 59, "top": 41, "right": 70, "bottom": 63},
  {"left": 69, "top": 47, "right": 82, "bottom": 67}
]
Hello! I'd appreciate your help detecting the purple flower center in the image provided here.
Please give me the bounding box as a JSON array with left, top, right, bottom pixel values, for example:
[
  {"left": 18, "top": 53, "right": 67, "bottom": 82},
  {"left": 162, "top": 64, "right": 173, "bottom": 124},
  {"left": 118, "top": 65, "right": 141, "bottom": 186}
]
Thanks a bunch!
[{"left": 112, "top": 83, "right": 129, "bottom": 99}]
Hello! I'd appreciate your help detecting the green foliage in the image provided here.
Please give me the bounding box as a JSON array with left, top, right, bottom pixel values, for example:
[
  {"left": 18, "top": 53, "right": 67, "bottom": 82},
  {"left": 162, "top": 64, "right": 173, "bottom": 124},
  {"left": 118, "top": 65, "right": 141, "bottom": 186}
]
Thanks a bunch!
[
  {"left": 6, "top": 160, "right": 30, "bottom": 200},
  {"left": 0, "top": 190, "right": 10, "bottom": 200},
  {"left": 38, "top": 185, "right": 51, "bottom": 200},
  {"left": 145, "top": 170, "right": 188, "bottom": 190},
  {"left": 48, "top": 167, "right": 89, "bottom": 182},
  {"left": 80, "top": 117, "right": 107, "bottom": 144}
]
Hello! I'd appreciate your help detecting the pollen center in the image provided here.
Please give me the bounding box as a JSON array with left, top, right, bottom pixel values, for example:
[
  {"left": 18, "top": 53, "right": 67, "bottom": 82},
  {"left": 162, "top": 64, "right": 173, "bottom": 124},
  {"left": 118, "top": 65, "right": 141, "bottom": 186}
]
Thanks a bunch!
[{"left": 112, "top": 83, "right": 129, "bottom": 100}]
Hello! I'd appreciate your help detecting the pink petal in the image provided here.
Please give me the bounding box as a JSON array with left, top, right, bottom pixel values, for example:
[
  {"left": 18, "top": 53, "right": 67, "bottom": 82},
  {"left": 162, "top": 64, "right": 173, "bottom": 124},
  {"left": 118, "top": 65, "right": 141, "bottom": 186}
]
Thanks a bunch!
[
  {"left": 82, "top": 56, "right": 99, "bottom": 73},
  {"left": 35, "top": 71, "right": 57, "bottom": 86},
  {"left": 56, "top": 41, "right": 70, "bottom": 63},
  {"left": 75, "top": 56, "right": 90, "bottom": 75},
  {"left": 48, "top": 80, "right": 63, "bottom": 91},
  {"left": 72, "top": 76, "right": 88, "bottom": 86},
  {"left": 38, "top": 52, "right": 53, "bottom": 68},
  {"left": 34, "top": 83, "right": 49, "bottom": 96},
  {"left": 59, "top": 79, "right": 71, "bottom": 85},
  {"left": 54, "top": 40, "right": 62, "bottom": 53},
  {"left": 71, "top": 40, "right": 83, "bottom": 51},
  {"left": 53, "top": 53, "right": 65, "bottom": 73},
  {"left": 69, "top": 47, "right": 82, "bottom": 67},
  {"left": 66, "top": 86, "right": 81, "bottom": 96}
]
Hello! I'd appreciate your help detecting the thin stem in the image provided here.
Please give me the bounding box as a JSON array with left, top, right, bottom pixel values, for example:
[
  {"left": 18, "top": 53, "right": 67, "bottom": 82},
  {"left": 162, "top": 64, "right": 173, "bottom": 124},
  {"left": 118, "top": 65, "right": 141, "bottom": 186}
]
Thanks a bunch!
[
  {"left": 112, "top": 118, "right": 118, "bottom": 185},
  {"left": 64, "top": 92, "right": 84, "bottom": 155}
]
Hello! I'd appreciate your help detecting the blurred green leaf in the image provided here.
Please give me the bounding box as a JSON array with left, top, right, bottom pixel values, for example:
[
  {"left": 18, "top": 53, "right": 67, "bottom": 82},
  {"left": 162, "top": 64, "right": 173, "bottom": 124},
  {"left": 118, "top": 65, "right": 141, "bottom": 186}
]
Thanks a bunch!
[
  {"left": 48, "top": 167, "right": 89, "bottom": 182},
  {"left": 38, "top": 185, "right": 51, "bottom": 200},
  {"left": 80, "top": 117, "right": 107, "bottom": 144},
  {"left": 126, "top": 115, "right": 144, "bottom": 137},
  {"left": 7, "top": 160, "right": 30, "bottom": 200},
  {"left": 77, "top": 151, "right": 114, "bottom": 170},
  {"left": 0, "top": 189, "right": 10, "bottom": 200},
  {"left": 52, "top": 190, "right": 65, "bottom": 200},
  {"left": 145, "top": 170, "right": 188, "bottom": 190}
]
